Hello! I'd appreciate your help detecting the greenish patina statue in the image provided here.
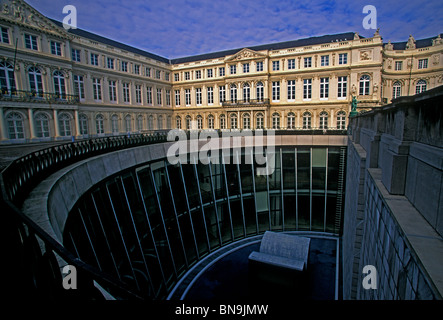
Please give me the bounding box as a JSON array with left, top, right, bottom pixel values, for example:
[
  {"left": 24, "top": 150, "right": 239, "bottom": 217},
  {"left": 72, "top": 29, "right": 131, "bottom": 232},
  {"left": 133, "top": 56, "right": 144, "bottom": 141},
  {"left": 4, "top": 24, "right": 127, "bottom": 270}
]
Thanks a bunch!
[{"left": 350, "top": 96, "right": 359, "bottom": 117}]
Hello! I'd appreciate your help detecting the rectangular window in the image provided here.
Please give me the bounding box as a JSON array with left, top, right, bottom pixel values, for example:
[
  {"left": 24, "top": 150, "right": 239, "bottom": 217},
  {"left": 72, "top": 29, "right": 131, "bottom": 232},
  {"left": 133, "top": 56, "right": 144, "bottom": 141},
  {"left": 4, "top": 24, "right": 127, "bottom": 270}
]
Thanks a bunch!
[
  {"left": 320, "top": 77, "right": 329, "bottom": 99},
  {"left": 395, "top": 61, "right": 403, "bottom": 71},
  {"left": 135, "top": 85, "right": 142, "bottom": 104},
  {"left": 288, "top": 59, "right": 296, "bottom": 70},
  {"left": 166, "top": 89, "right": 171, "bottom": 106},
  {"left": 196, "top": 70, "right": 201, "bottom": 79},
  {"left": 337, "top": 76, "right": 347, "bottom": 98},
  {"left": 339, "top": 53, "right": 348, "bottom": 65},
  {"left": 303, "top": 79, "right": 312, "bottom": 99},
  {"left": 256, "top": 61, "right": 263, "bottom": 72},
  {"left": 304, "top": 57, "right": 312, "bottom": 68},
  {"left": 185, "top": 89, "right": 191, "bottom": 105},
  {"left": 207, "top": 69, "right": 213, "bottom": 78},
  {"left": 272, "top": 61, "right": 280, "bottom": 71},
  {"left": 175, "top": 90, "right": 180, "bottom": 106},
  {"left": 155, "top": 70, "right": 161, "bottom": 79},
  {"left": 230, "top": 65, "right": 236, "bottom": 75},
  {"left": 207, "top": 86, "right": 214, "bottom": 104},
  {"left": 121, "top": 61, "right": 128, "bottom": 72},
  {"left": 92, "top": 78, "right": 101, "bottom": 100},
  {"left": 165, "top": 72, "right": 170, "bottom": 81},
  {"left": 184, "top": 71, "right": 190, "bottom": 80},
  {"left": 287, "top": 80, "right": 296, "bottom": 100},
  {"left": 107, "top": 57, "right": 114, "bottom": 69},
  {"left": 134, "top": 64, "right": 140, "bottom": 75},
  {"left": 108, "top": 80, "right": 117, "bottom": 102},
  {"left": 219, "top": 86, "right": 226, "bottom": 103},
  {"left": 321, "top": 55, "right": 329, "bottom": 66},
  {"left": 196, "top": 88, "right": 202, "bottom": 105},
  {"left": 71, "top": 49, "right": 81, "bottom": 62},
  {"left": 157, "top": 88, "right": 162, "bottom": 105},
  {"left": 90, "top": 53, "right": 99, "bottom": 66},
  {"left": 243, "top": 63, "right": 250, "bottom": 73},
  {"left": 0, "top": 27, "right": 9, "bottom": 43},
  {"left": 122, "top": 83, "right": 130, "bottom": 103},
  {"left": 24, "top": 34, "right": 38, "bottom": 50},
  {"left": 272, "top": 81, "right": 280, "bottom": 101},
  {"left": 146, "top": 67, "right": 151, "bottom": 77},
  {"left": 73, "top": 75, "right": 85, "bottom": 99},
  {"left": 146, "top": 87, "right": 152, "bottom": 104},
  {"left": 219, "top": 67, "right": 225, "bottom": 77},
  {"left": 174, "top": 73, "right": 180, "bottom": 81},
  {"left": 50, "top": 41, "right": 62, "bottom": 56},
  {"left": 418, "top": 59, "right": 428, "bottom": 69}
]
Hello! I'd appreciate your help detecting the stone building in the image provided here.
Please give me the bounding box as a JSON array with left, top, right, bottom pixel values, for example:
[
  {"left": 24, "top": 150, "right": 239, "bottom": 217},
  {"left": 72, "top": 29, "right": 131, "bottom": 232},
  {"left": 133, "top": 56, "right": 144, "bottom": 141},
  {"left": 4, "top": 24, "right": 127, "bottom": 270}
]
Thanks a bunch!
[{"left": 0, "top": 0, "right": 442, "bottom": 143}]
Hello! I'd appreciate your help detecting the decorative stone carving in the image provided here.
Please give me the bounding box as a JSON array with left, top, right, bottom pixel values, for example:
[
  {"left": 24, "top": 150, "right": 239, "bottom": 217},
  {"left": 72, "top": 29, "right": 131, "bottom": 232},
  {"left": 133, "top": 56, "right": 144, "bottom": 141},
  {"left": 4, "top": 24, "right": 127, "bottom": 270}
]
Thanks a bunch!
[
  {"left": 406, "top": 35, "right": 416, "bottom": 50},
  {"left": 385, "top": 41, "right": 394, "bottom": 51},
  {"left": 0, "top": 0, "right": 67, "bottom": 37},
  {"left": 360, "top": 50, "right": 372, "bottom": 61}
]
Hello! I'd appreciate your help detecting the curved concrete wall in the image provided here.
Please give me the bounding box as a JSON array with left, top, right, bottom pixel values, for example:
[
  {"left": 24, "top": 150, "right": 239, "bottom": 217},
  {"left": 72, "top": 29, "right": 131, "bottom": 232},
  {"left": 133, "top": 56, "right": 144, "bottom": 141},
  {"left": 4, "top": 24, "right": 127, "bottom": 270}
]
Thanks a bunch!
[{"left": 22, "top": 134, "right": 347, "bottom": 244}]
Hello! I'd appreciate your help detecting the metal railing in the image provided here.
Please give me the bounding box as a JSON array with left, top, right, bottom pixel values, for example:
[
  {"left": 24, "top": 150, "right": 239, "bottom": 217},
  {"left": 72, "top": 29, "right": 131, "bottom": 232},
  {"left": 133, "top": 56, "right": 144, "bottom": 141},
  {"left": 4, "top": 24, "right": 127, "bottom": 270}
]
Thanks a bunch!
[
  {"left": 221, "top": 98, "right": 270, "bottom": 107},
  {"left": 1, "top": 132, "right": 170, "bottom": 300},
  {"left": 0, "top": 89, "right": 80, "bottom": 104}
]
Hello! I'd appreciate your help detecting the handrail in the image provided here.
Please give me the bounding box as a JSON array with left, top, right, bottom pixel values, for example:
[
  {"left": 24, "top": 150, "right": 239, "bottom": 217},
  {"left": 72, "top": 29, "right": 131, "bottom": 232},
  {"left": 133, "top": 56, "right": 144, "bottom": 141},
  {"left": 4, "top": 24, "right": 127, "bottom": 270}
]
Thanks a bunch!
[
  {"left": 0, "top": 89, "right": 80, "bottom": 104},
  {"left": 1, "top": 132, "right": 168, "bottom": 206}
]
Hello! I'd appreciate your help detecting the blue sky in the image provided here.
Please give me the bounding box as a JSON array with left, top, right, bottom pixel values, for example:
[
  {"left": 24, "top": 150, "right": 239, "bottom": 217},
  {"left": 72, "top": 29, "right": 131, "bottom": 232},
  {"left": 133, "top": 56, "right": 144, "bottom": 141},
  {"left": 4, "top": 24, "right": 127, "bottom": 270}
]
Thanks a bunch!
[{"left": 26, "top": 0, "right": 442, "bottom": 59}]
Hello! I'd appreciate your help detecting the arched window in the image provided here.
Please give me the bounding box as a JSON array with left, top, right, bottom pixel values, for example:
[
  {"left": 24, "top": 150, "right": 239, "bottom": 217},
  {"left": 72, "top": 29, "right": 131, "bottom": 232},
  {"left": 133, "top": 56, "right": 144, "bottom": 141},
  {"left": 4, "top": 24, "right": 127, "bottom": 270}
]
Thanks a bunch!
[
  {"left": 58, "top": 113, "right": 71, "bottom": 136},
  {"left": 0, "top": 61, "right": 16, "bottom": 94},
  {"left": 125, "top": 114, "right": 132, "bottom": 132},
  {"left": 79, "top": 114, "right": 88, "bottom": 135},
  {"left": 256, "top": 112, "right": 264, "bottom": 129},
  {"left": 35, "top": 113, "right": 50, "bottom": 137},
  {"left": 53, "top": 70, "right": 66, "bottom": 99},
  {"left": 359, "top": 75, "right": 370, "bottom": 95},
  {"left": 207, "top": 114, "right": 214, "bottom": 129},
  {"left": 302, "top": 112, "right": 311, "bottom": 129},
  {"left": 176, "top": 116, "right": 182, "bottom": 129},
  {"left": 96, "top": 114, "right": 104, "bottom": 134},
  {"left": 185, "top": 115, "right": 191, "bottom": 130},
  {"left": 319, "top": 111, "right": 328, "bottom": 129},
  {"left": 219, "top": 114, "right": 226, "bottom": 129},
  {"left": 148, "top": 115, "right": 154, "bottom": 130},
  {"left": 243, "top": 83, "right": 250, "bottom": 102},
  {"left": 7, "top": 112, "right": 24, "bottom": 139},
  {"left": 243, "top": 113, "right": 251, "bottom": 129},
  {"left": 272, "top": 112, "right": 280, "bottom": 129},
  {"left": 196, "top": 115, "right": 202, "bottom": 130},
  {"left": 137, "top": 115, "right": 144, "bottom": 131},
  {"left": 111, "top": 114, "right": 119, "bottom": 134},
  {"left": 256, "top": 82, "right": 264, "bottom": 102},
  {"left": 28, "top": 67, "right": 43, "bottom": 97},
  {"left": 392, "top": 81, "right": 402, "bottom": 99},
  {"left": 158, "top": 115, "right": 163, "bottom": 130},
  {"left": 230, "top": 113, "right": 238, "bottom": 129},
  {"left": 230, "top": 84, "right": 237, "bottom": 103},
  {"left": 415, "top": 80, "right": 427, "bottom": 94},
  {"left": 287, "top": 112, "right": 295, "bottom": 129},
  {"left": 336, "top": 111, "right": 346, "bottom": 130},
  {"left": 166, "top": 116, "right": 171, "bottom": 129}
]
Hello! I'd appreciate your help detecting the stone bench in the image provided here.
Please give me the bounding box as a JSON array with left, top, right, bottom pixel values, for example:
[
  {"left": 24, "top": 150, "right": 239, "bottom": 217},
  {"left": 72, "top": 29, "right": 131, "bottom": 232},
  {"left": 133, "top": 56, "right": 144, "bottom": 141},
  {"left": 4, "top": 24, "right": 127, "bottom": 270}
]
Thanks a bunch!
[{"left": 248, "top": 231, "right": 311, "bottom": 271}]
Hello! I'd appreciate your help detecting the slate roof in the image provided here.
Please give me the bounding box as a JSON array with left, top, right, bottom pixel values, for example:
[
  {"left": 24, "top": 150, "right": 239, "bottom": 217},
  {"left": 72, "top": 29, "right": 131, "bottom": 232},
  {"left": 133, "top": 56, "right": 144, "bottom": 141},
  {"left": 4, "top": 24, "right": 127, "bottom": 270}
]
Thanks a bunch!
[
  {"left": 49, "top": 19, "right": 170, "bottom": 64},
  {"left": 387, "top": 34, "right": 442, "bottom": 50},
  {"left": 170, "top": 32, "right": 357, "bottom": 64}
]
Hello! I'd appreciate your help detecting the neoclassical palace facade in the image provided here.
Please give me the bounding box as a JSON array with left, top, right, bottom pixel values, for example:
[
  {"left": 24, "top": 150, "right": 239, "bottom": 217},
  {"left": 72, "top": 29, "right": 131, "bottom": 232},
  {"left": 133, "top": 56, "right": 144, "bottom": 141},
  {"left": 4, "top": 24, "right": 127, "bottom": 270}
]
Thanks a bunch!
[{"left": 0, "top": 0, "right": 442, "bottom": 143}]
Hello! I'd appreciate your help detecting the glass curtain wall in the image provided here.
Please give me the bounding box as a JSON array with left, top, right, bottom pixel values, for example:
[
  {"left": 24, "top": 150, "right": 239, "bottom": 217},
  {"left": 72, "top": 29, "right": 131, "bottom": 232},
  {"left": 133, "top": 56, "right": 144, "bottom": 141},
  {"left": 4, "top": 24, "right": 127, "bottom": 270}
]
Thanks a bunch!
[{"left": 64, "top": 146, "right": 346, "bottom": 299}]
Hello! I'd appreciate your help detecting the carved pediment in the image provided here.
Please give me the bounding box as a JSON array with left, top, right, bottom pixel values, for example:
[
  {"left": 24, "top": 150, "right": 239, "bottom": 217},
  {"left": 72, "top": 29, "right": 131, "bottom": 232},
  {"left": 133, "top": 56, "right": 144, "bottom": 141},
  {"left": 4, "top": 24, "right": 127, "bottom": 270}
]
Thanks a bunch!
[
  {"left": 226, "top": 48, "right": 266, "bottom": 61},
  {"left": 0, "top": 0, "right": 70, "bottom": 39}
]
